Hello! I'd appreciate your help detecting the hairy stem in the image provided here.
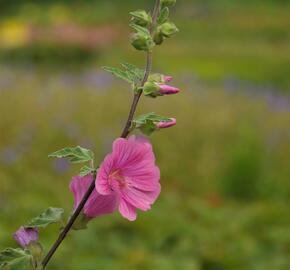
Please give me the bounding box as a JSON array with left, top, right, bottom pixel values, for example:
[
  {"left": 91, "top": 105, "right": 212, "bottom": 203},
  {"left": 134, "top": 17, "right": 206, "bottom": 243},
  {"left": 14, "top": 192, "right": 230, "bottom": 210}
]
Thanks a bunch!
[{"left": 41, "top": 0, "right": 161, "bottom": 268}]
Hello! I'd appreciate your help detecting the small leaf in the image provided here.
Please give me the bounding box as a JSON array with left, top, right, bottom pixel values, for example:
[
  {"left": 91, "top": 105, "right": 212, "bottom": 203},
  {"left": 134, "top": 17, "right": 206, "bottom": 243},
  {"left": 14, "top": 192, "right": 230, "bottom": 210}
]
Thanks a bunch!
[
  {"left": 49, "top": 146, "right": 94, "bottom": 164},
  {"left": 102, "top": 66, "right": 133, "bottom": 83},
  {"left": 0, "top": 248, "right": 31, "bottom": 270},
  {"left": 157, "top": 7, "right": 169, "bottom": 24},
  {"left": 79, "top": 166, "right": 95, "bottom": 177},
  {"left": 121, "top": 63, "right": 144, "bottom": 81},
  {"left": 26, "top": 207, "right": 64, "bottom": 228},
  {"left": 129, "top": 23, "right": 150, "bottom": 36}
]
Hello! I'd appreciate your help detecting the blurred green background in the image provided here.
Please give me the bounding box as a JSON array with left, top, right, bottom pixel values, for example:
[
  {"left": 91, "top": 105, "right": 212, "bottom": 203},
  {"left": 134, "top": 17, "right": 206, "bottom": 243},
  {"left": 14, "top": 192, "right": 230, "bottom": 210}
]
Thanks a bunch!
[{"left": 1, "top": 0, "right": 290, "bottom": 269}]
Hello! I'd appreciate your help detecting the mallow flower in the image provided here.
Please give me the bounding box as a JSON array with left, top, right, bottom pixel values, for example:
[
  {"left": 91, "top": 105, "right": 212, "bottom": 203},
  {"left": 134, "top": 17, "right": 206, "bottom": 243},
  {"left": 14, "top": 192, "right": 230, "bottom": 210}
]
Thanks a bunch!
[
  {"left": 96, "top": 136, "right": 161, "bottom": 221},
  {"left": 14, "top": 226, "right": 38, "bottom": 248},
  {"left": 70, "top": 175, "right": 117, "bottom": 221}
]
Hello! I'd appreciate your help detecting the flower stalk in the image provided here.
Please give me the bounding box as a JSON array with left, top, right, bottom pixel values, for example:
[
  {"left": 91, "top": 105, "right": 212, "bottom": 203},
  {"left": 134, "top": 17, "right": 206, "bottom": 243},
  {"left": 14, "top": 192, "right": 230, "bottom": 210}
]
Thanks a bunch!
[{"left": 41, "top": 0, "right": 162, "bottom": 269}]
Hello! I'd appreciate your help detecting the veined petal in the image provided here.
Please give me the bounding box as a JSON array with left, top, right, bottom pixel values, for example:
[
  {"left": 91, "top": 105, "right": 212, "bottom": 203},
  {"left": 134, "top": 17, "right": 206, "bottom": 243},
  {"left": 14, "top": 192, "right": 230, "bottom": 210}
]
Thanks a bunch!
[{"left": 119, "top": 198, "right": 137, "bottom": 221}]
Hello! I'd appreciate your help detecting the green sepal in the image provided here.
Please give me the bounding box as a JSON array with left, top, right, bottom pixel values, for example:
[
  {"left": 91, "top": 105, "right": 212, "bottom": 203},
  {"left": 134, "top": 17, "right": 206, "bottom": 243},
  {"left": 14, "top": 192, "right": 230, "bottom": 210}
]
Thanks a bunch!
[
  {"left": 143, "top": 81, "right": 160, "bottom": 97},
  {"left": 72, "top": 212, "right": 90, "bottom": 231},
  {"left": 157, "top": 7, "right": 169, "bottom": 25},
  {"left": 130, "top": 10, "right": 152, "bottom": 27},
  {"left": 161, "top": 0, "right": 176, "bottom": 8}
]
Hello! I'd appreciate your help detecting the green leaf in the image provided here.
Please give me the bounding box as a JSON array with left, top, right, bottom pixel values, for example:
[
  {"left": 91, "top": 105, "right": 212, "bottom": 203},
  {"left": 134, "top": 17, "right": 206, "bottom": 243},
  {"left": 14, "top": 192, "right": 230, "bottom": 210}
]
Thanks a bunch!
[
  {"left": 121, "top": 63, "right": 144, "bottom": 81},
  {"left": 157, "top": 7, "right": 169, "bottom": 24},
  {"left": 79, "top": 166, "right": 95, "bottom": 177},
  {"left": 129, "top": 23, "right": 150, "bottom": 36},
  {"left": 102, "top": 66, "right": 133, "bottom": 83},
  {"left": 0, "top": 248, "right": 31, "bottom": 270},
  {"left": 48, "top": 146, "right": 94, "bottom": 164},
  {"left": 132, "top": 113, "right": 172, "bottom": 136},
  {"left": 26, "top": 207, "right": 64, "bottom": 228}
]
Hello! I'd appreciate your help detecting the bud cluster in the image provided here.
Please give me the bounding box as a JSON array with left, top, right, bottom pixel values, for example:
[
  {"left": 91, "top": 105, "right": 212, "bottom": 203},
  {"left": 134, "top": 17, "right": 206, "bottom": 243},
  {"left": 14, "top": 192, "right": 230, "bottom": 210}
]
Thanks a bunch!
[{"left": 129, "top": 0, "right": 178, "bottom": 51}]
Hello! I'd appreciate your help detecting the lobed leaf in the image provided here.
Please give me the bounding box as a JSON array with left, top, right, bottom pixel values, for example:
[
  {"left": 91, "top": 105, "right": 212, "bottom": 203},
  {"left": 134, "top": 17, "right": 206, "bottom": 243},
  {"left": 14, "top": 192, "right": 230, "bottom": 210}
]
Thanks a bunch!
[
  {"left": 79, "top": 166, "right": 95, "bottom": 177},
  {"left": 102, "top": 66, "right": 134, "bottom": 83},
  {"left": 121, "top": 62, "right": 144, "bottom": 81},
  {"left": 26, "top": 207, "right": 64, "bottom": 228},
  {"left": 0, "top": 248, "right": 31, "bottom": 270},
  {"left": 48, "top": 146, "right": 94, "bottom": 164}
]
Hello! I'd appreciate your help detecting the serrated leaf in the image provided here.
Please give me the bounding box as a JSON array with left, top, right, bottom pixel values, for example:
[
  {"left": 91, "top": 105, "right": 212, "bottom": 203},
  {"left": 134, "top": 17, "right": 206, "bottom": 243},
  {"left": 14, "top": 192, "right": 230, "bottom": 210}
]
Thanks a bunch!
[
  {"left": 102, "top": 66, "right": 133, "bottom": 83},
  {"left": 26, "top": 207, "right": 64, "bottom": 228},
  {"left": 0, "top": 248, "right": 31, "bottom": 270},
  {"left": 157, "top": 7, "right": 170, "bottom": 24},
  {"left": 49, "top": 146, "right": 94, "bottom": 164},
  {"left": 121, "top": 63, "right": 144, "bottom": 81},
  {"left": 129, "top": 23, "right": 150, "bottom": 36},
  {"left": 79, "top": 166, "right": 95, "bottom": 177}
]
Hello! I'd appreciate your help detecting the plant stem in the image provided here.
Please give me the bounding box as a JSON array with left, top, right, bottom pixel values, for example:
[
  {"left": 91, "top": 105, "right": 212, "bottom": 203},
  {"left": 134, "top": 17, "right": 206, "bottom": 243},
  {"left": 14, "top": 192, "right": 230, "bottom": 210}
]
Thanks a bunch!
[
  {"left": 41, "top": 171, "right": 96, "bottom": 269},
  {"left": 121, "top": 0, "right": 160, "bottom": 138},
  {"left": 41, "top": 0, "right": 160, "bottom": 268}
]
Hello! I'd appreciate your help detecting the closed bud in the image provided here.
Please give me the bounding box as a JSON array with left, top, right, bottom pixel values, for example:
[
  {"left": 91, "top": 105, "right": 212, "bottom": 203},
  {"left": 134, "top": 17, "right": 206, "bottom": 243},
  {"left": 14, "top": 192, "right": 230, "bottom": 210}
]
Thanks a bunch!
[
  {"left": 159, "top": 22, "right": 179, "bottom": 38},
  {"left": 130, "top": 33, "right": 155, "bottom": 51},
  {"left": 161, "top": 0, "right": 176, "bottom": 8},
  {"left": 130, "top": 10, "right": 152, "bottom": 27},
  {"left": 148, "top": 73, "right": 173, "bottom": 83},
  {"left": 156, "top": 118, "right": 177, "bottom": 129},
  {"left": 153, "top": 31, "right": 164, "bottom": 45},
  {"left": 143, "top": 81, "right": 180, "bottom": 97},
  {"left": 159, "top": 84, "right": 180, "bottom": 95},
  {"left": 13, "top": 226, "right": 38, "bottom": 248}
]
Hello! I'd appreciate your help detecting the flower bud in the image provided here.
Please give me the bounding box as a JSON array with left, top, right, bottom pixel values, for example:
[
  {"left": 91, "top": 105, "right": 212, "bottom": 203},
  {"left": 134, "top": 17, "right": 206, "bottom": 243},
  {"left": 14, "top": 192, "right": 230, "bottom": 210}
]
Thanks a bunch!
[
  {"left": 164, "top": 75, "right": 173, "bottom": 82},
  {"left": 148, "top": 73, "right": 173, "bottom": 84},
  {"left": 130, "top": 10, "right": 152, "bottom": 27},
  {"left": 159, "top": 22, "right": 179, "bottom": 38},
  {"left": 143, "top": 81, "right": 180, "bottom": 97},
  {"left": 13, "top": 227, "right": 38, "bottom": 248},
  {"left": 161, "top": 0, "right": 176, "bottom": 7},
  {"left": 156, "top": 118, "right": 177, "bottom": 129},
  {"left": 159, "top": 84, "right": 180, "bottom": 95},
  {"left": 130, "top": 33, "right": 155, "bottom": 51}
]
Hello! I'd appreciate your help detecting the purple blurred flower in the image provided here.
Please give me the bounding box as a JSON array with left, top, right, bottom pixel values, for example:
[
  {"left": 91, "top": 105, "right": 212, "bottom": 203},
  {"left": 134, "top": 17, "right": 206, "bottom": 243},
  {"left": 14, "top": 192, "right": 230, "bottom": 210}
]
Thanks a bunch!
[{"left": 13, "top": 227, "right": 38, "bottom": 248}]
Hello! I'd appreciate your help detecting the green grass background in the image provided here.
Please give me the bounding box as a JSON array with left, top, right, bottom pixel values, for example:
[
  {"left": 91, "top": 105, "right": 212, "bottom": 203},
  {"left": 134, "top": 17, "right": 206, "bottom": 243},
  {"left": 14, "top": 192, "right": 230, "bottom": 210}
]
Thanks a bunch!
[{"left": 1, "top": 0, "right": 290, "bottom": 269}]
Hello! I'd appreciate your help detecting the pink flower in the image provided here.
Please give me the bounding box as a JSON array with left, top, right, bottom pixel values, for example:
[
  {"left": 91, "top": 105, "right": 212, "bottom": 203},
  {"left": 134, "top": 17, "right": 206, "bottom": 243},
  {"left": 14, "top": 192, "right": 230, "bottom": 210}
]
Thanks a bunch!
[
  {"left": 14, "top": 226, "right": 38, "bottom": 247},
  {"left": 96, "top": 136, "right": 161, "bottom": 221},
  {"left": 70, "top": 175, "right": 117, "bottom": 219},
  {"left": 158, "top": 84, "right": 180, "bottom": 95},
  {"left": 156, "top": 118, "right": 176, "bottom": 129}
]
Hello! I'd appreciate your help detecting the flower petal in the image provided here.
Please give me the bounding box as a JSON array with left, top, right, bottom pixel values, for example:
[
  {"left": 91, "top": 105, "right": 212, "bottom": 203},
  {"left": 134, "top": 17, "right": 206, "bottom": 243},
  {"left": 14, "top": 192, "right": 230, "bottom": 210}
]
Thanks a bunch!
[
  {"left": 85, "top": 193, "right": 118, "bottom": 218},
  {"left": 119, "top": 198, "right": 137, "bottom": 221}
]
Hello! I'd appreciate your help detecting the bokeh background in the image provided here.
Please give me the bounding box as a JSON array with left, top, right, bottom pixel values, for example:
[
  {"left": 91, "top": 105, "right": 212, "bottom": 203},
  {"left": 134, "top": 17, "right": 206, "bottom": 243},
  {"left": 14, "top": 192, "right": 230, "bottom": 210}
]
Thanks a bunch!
[{"left": 1, "top": 0, "right": 290, "bottom": 269}]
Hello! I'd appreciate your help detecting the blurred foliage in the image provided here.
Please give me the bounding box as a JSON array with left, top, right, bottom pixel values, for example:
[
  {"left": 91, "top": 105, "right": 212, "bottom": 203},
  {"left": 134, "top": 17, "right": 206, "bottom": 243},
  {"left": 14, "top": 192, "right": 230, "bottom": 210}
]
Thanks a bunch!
[{"left": 1, "top": 0, "right": 290, "bottom": 270}]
